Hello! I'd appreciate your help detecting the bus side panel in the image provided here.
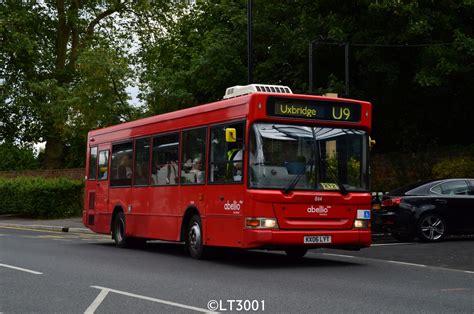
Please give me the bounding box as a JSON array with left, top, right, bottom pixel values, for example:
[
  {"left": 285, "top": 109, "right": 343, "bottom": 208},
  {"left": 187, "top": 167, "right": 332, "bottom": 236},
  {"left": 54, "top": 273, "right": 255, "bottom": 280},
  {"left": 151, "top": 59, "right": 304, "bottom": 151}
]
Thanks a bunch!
[
  {"left": 145, "top": 186, "right": 183, "bottom": 241},
  {"left": 130, "top": 186, "right": 152, "bottom": 239},
  {"left": 204, "top": 185, "right": 245, "bottom": 248}
]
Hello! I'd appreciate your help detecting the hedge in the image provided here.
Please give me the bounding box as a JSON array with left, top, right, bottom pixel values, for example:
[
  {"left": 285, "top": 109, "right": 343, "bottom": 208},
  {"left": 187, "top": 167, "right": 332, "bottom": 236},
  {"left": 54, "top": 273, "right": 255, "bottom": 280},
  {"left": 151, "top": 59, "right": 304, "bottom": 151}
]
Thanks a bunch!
[
  {"left": 0, "top": 177, "right": 84, "bottom": 219},
  {"left": 371, "top": 144, "right": 474, "bottom": 191}
]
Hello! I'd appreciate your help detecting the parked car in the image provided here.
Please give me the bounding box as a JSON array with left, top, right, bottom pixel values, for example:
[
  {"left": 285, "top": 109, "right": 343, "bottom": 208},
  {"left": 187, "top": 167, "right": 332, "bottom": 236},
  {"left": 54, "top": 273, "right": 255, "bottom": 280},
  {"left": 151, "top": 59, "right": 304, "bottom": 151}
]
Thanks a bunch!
[{"left": 379, "top": 178, "right": 474, "bottom": 242}]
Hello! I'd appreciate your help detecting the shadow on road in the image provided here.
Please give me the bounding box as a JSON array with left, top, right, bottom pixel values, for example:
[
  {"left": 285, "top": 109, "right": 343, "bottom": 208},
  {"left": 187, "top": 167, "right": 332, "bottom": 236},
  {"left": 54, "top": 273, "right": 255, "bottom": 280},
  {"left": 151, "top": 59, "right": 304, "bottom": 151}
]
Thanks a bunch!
[{"left": 91, "top": 241, "right": 364, "bottom": 269}]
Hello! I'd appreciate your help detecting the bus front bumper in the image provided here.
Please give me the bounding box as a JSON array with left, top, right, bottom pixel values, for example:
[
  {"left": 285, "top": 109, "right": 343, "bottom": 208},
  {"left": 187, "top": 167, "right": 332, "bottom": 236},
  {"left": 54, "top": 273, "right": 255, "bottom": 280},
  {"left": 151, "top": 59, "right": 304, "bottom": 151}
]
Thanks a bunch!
[{"left": 242, "top": 229, "right": 371, "bottom": 250}]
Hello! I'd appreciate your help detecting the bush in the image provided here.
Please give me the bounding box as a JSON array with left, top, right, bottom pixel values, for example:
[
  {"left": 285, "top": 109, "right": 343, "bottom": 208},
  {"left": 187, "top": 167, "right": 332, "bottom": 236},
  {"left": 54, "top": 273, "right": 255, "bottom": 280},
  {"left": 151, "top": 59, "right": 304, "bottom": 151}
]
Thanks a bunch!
[
  {"left": 0, "top": 177, "right": 84, "bottom": 219},
  {"left": 432, "top": 157, "right": 474, "bottom": 179}
]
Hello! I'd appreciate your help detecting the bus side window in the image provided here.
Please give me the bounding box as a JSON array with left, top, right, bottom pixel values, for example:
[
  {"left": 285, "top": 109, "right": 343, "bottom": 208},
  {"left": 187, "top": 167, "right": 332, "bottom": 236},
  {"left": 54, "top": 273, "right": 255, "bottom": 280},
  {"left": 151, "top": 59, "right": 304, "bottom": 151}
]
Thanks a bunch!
[
  {"left": 89, "top": 146, "right": 98, "bottom": 180},
  {"left": 110, "top": 142, "right": 134, "bottom": 187},
  {"left": 98, "top": 150, "right": 109, "bottom": 180},
  {"left": 134, "top": 138, "right": 151, "bottom": 186},
  {"left": 181, "top": 128, "right": 207, "bottom": 184},
  {"left": 209, "top": 122, "right": 244, "bottom": 183},
  {"left": 152, "top": 133, "right": 180, "bottom": 186}
]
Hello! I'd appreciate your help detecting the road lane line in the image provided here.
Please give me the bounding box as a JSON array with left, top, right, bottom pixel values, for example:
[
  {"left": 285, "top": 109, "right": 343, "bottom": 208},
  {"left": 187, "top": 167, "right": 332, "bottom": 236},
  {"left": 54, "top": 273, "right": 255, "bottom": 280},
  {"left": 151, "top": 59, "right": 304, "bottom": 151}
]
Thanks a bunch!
[
  {"left": 90, "top": 286, "right": 212, "bottom": 313},
  {"left": 0, "top": 263, "right": 43, "bottom": 275},
  {"left": 386, "top": 260, "right": 427, "bottom": 267},
  {"left": 371, "top": 242, "right": 414, "bottom": 247},
  {"left": 84, "top": 288, "right": 109, "bottom": 314},
  {"left": 316, "top": 252, "right": 473, "bottom": 274},
  {"left": 322, "top": 253, "right": 355, "bottom": 258}
]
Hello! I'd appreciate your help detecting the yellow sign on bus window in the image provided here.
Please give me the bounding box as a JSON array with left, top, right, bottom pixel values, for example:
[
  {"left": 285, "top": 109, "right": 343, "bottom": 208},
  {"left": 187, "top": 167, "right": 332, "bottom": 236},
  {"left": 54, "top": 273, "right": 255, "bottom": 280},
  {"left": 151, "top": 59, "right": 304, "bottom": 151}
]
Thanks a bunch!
[
  {"left": 320, "top": 182, "right": 339, "bottom": 190},
  {"left": 225, "top": 128, "right": 237, "bottom": 142}
]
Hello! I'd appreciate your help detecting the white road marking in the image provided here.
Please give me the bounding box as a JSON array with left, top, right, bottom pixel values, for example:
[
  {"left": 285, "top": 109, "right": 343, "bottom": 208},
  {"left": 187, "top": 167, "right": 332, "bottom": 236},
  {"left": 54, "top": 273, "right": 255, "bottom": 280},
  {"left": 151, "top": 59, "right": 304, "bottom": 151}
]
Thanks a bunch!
[
  {"left": 371, "top": 242, "right": 414, "bottom": 247},
  {"left": 84, "top": 289, "right": 109, "bottom": 314},
  {"left": 322, "top": 253, "right": 355, "bottom": 258},
  {"left": 387, "top": 260, "right": 427, "bottom": 267},
  {"left": 440, "top": 288, "right": 471, "bottom": 292},
  {"left": 0, "top": 263, "right": 43, "bottom": 275},
  {"left": 316, "top": 253, "right": 474, "bottom": 274},
  {"left": 88, "top": 286, "right": 212, "bottom": 313}
]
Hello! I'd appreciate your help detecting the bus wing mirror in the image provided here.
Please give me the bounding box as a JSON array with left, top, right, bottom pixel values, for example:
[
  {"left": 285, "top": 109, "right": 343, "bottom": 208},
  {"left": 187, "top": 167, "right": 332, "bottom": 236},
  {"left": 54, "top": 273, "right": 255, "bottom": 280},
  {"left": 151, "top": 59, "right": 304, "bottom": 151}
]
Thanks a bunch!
[
  {"left": 225, "top": 128, "right": 237, "bottom": 142},
  {"left": 369, "top": 136, "right": 376, "bottom": 150}
]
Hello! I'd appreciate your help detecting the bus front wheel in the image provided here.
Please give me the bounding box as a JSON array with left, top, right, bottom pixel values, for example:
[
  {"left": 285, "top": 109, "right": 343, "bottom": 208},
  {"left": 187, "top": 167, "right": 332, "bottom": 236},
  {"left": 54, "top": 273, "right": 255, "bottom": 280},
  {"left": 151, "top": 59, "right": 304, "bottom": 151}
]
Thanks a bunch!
[{"left": 186, "top": 215, "right": 205, "bottom": 259}]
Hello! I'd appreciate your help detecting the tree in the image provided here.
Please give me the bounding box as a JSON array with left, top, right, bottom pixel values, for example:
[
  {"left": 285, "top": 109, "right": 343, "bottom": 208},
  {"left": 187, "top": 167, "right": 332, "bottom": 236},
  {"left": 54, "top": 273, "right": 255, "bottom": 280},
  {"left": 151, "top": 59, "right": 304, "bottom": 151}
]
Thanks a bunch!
[{"left": 1, "top": 1, "right": 144, "bottom": 168}]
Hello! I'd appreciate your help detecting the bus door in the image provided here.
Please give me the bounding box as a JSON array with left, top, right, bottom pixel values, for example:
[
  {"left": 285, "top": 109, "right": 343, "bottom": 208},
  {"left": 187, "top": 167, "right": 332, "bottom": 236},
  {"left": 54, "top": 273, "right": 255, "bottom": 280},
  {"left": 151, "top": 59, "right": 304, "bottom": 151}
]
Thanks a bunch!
[
  {"left": 85, "top": 146, "right": 98, "bottom": 228},
  {"left": 94, "top": 144, "right": 111, "bottom": 231},
  {"left": 205, "top": 122, "right": 246, "bottom": 247}
]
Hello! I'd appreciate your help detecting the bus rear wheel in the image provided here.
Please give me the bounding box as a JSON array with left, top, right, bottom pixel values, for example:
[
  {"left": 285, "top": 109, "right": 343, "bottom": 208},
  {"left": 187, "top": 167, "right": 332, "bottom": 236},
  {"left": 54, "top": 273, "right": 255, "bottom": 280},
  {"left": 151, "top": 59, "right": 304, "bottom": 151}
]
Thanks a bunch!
[
  {"left": 186, "top": 215, "right": 205, "bottom": 259},
  {"left": 113, "top": 212, "right": 130, "bottom": 248},
  {"left": 285, "top": 247, "right": 308, "bottom": 259}
]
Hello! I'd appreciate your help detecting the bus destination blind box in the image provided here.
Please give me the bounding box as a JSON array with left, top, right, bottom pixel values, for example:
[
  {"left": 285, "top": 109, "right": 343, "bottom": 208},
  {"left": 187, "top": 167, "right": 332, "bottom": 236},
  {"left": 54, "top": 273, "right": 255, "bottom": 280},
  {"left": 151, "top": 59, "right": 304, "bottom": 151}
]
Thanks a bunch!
[
  {"left": 267, "top": 97, "right": 361, "bottom": 122},
  {"left": 223, "top": 84, "right": 293, "bottom": 99}
]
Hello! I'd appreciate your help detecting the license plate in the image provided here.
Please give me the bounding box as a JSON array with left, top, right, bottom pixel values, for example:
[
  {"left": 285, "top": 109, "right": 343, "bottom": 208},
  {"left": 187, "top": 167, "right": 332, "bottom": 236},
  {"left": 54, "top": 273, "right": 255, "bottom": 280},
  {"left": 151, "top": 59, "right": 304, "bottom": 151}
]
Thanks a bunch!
[{"left": 304, "top": 235, "right": 332, "bottom": 244}]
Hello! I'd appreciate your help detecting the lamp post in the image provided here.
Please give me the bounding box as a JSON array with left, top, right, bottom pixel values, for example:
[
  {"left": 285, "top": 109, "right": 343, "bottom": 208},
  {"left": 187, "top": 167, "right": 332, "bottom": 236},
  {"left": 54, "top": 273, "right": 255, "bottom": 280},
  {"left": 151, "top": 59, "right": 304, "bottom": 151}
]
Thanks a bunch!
[{"left": 247, "top": 0, "right": 253, "bottom": 84}]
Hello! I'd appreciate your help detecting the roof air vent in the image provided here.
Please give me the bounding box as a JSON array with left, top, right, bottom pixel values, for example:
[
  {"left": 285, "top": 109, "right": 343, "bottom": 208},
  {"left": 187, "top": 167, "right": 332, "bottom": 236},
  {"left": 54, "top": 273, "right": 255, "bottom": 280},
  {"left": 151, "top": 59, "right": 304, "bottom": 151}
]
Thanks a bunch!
[{"left": 223, "top": 84, "right": 293, "bottom": 99}]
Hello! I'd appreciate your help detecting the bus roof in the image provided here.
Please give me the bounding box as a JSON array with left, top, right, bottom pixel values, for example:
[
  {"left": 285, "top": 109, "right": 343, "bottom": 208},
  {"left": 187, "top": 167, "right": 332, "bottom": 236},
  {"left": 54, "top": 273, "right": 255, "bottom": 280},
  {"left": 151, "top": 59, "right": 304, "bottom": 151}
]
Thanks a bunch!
[{"left": 88, "top": 92, "right": 371, "bottom": 140}]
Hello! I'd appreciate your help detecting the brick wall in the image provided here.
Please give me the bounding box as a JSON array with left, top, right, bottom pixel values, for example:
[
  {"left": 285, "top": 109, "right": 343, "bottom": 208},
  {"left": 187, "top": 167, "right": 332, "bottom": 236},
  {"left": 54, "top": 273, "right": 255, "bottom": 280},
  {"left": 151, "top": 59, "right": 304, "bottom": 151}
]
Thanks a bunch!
[{"left": 0, "top": 168, "right": 85, "bottom": 180}]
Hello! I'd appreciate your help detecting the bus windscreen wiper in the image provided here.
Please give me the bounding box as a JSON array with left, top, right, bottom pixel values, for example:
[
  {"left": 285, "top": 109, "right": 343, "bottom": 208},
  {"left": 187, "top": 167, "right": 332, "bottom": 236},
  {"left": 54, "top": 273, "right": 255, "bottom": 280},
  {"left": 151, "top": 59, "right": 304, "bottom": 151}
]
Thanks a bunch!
[{"left": 282, "top": 158, "right": 314, "bottom": 195}]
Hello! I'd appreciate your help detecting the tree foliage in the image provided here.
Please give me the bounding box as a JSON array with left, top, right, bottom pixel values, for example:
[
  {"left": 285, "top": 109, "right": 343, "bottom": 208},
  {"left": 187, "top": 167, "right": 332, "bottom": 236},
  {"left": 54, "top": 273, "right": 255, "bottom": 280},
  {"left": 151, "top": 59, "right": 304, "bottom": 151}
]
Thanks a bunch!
[
  {"left": 138, "top": 0, "right": 473, "bottom": 153},
  {"left": 0, "top": 144, "right": 39, "bottom": 171},
  {"left": 1, "top": 0, "right": 473, "bottom": 171}
]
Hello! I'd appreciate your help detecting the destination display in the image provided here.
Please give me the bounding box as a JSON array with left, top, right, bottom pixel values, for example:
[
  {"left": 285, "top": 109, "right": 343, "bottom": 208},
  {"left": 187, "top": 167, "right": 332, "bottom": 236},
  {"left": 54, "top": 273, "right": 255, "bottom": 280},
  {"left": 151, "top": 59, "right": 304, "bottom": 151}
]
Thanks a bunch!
[{"left": 267, "top": 97, "right": 361, "bottom": 122}]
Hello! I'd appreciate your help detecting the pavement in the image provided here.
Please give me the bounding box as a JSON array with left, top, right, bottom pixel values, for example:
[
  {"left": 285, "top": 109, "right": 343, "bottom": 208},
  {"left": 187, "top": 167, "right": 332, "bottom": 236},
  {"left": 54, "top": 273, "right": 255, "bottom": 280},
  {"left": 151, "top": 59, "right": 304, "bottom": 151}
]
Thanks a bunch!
[
  {"left": 0, "top": 214, "right": 91, "bottom": 234},
  {"left": 0, "top": 214, "right": 390, "bottom": 239}
]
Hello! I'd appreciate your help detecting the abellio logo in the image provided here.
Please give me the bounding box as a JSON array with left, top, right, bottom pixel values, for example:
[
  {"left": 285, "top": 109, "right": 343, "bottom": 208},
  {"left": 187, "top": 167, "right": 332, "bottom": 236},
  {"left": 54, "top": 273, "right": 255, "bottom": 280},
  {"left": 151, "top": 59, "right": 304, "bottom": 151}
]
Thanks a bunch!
[
  {"left": 224, "top": 200, "right": 241, "bottom": 211},
  {"left": 307, "top": 205, "right": 329, "bottom": 215}
]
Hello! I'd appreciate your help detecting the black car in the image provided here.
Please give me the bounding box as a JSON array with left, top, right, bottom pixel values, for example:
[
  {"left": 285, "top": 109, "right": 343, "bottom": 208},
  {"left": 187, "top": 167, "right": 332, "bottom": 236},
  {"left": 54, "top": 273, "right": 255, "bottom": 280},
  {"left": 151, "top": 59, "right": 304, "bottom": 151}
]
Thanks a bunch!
[{"left": 379, "top": 178, "right": 474, "bottom": 242}]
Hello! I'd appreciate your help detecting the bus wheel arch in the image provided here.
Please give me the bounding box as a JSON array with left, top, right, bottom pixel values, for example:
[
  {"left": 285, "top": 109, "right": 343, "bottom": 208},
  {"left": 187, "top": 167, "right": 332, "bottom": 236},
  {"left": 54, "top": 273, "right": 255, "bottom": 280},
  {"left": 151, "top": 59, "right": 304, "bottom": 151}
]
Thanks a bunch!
[{"left": 180, "top": 206, "right": 201, "bottom": 242}]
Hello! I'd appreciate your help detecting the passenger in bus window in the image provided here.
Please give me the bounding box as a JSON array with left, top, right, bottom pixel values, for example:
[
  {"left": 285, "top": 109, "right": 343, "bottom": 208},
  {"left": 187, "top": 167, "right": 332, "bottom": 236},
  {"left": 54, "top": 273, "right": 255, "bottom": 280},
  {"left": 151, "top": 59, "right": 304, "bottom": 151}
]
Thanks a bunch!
[
  {"left": 190, "top": 158, "right": 204, "bottom": 183},
  {"left": 135, "top": 162, "right": 149, "bottom": 185},
  {"left": 99, "top": 167, "right": 108, "bottom": 180},
  {"left": 183, "top": 159, "right": 193, "bottom": 171},
  {"left": 166, "top": 160, "right": 178, "bottom": 184},
  {"left": 118, "top": 155, "right": 132, "bottom": 179},
  {"left": 151, "top": 162, "right": 159, "bottom": 185}
]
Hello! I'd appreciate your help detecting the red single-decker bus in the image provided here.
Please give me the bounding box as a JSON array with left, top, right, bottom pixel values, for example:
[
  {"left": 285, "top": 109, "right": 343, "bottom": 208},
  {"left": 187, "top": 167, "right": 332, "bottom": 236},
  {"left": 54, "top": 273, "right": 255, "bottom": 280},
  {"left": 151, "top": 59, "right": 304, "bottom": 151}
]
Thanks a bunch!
[{"left": 84, "top": 84, "right": 372, "bottom": 259}]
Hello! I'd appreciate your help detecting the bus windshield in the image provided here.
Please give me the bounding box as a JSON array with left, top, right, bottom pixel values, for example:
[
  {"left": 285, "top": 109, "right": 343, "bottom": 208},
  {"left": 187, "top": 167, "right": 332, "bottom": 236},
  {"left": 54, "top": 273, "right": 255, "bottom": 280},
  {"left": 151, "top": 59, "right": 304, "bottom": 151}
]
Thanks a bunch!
[{"left": 249, "top": 123, "right": 368, "bottom": 192}]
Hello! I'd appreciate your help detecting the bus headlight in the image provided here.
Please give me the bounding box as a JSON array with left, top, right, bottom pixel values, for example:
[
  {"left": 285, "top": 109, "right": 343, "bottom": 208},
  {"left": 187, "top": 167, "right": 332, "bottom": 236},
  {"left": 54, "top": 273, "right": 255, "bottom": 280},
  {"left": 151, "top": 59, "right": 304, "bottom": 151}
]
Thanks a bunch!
[
  {"left": 354, "top": 219, "right": 370, "bottom": 229},
  {"left": 246, "top": 218, "right": 279, "bottom": 229}
]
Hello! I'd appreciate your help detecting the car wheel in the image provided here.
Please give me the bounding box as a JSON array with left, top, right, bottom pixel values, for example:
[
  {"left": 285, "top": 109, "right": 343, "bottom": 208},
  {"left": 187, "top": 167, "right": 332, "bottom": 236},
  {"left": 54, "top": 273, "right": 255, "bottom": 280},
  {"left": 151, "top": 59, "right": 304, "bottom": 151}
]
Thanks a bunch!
[
  {"left": 113, "top": 212, "right": 130, "bottom": 248},
  {"left": 391, "top": 232, "right": 415, "bottom": 242},
  {"left": 186, "top": 214, "right": 205, "bottom": 259},
  {"left": 285, "top": 248, "right": 308, "bottom": 259},
  {"left": 417, "top": 214, "right": 446, "bottom": 242}
]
